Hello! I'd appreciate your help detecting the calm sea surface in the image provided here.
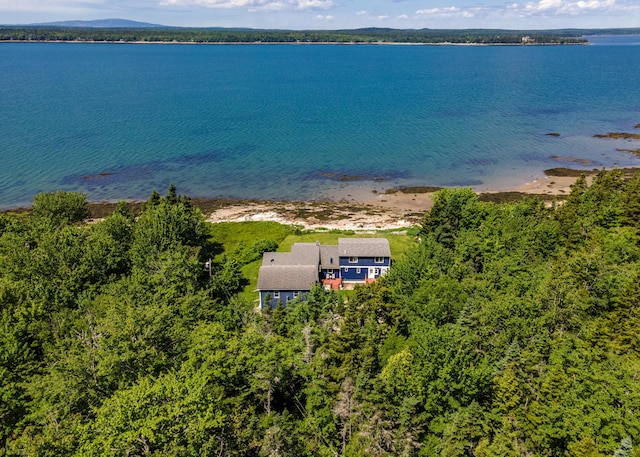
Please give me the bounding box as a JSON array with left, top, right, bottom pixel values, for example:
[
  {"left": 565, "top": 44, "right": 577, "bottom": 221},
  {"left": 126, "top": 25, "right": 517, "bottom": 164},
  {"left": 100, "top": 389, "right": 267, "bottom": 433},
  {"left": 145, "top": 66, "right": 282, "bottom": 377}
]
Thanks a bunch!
[{"left": 1, "top": 38, "right": 640, "bottom": 208}]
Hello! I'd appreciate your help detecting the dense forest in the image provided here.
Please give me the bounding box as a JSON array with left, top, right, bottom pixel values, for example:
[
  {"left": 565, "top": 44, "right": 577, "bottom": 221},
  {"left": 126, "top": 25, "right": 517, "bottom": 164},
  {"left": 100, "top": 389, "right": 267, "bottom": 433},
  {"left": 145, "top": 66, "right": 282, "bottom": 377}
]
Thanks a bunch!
[
  {"left": 1, "top": 170, "right": 640, "bottom": 456},
  {"left": 0, "top": 26, "right": 606, "bottom": 44}
]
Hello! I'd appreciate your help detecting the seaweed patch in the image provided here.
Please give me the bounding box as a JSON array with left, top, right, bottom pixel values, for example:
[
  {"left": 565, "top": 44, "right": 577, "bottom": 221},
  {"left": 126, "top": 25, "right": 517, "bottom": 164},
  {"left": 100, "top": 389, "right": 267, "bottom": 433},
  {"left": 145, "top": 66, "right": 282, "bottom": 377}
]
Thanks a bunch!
[
  {"left": 309, "top": 169, "right": 409, "bottom": 182},
  {"left": 551, "top": 155, "right": 593, "bottom": 165},
  {"left": 594, "top": 132, "right": 640, "bottom": 140},
  {"left": 385, "top": 186, "right": 443, "bottom": 195},
  {"left": 62, "top": 163, "right": 161, "bottom": 186}
]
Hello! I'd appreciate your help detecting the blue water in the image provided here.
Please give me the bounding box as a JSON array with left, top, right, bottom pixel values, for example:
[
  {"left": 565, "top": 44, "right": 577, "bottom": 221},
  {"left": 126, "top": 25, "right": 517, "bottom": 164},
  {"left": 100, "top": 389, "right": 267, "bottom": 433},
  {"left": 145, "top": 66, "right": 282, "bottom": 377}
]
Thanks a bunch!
[
  {"left": 586, "top": 35, "right": 640, "bottom": 45},
  {"left": 1, "top": 40, "right": 640, "bottom": 208}
]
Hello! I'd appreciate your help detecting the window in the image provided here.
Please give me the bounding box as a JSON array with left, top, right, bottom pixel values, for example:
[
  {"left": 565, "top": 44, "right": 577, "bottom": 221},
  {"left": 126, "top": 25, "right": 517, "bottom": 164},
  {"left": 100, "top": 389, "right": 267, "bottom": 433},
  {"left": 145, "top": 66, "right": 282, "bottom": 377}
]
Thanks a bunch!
[
  {"left": 349, "top": 256, "right": 358, "bottom": 263},
  {"left": 374, "top": 257, "right": 385, "bottom": 264},
  {"left": 293, "top": 291, "right": 300, "bottom": 298},
  {"left": 273, "top": 291, "right": 280, "bottom": 299},
  {"left": 356, "top": 268, "right": 361, "bottom": 274},
  {"left": 374, "top": 268, "right": 381, "bottom": 276}
]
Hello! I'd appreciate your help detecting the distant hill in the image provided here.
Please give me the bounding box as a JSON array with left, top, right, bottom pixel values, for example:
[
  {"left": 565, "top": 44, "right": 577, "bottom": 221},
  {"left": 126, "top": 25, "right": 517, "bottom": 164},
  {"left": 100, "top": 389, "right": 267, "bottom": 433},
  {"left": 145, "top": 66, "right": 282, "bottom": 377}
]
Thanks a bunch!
[{"left": 31, "top": 19, "right": 168, "bottom": 28}]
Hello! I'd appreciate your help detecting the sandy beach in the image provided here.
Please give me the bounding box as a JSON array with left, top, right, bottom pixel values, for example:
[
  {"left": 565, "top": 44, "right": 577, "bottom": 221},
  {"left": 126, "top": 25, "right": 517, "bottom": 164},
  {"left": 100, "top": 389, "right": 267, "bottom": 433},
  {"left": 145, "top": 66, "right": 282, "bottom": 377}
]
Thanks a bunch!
[
  {"left": 203, "top": 172, "right": 589, "bottom": 231},
  {"left": 53, "top": 165, "right": 635, "bottom": 231}
]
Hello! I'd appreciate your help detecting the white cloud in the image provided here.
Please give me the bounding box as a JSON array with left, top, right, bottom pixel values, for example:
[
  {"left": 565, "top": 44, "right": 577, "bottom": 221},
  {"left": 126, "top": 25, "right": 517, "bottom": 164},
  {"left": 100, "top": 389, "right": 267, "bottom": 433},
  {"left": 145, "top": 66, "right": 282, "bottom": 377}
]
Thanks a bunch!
[
  {"left": 247, "top": 1, "right": 285, "bottom": 11},
  {"left": 516, "top": 0, "right": 633, "bottom": 15},
  {"left": 415, "top": 6, "right": 476, "bottom": 18},
  {"left": 315, "top": 13, "right": 334, "bottom": 20},
  {"left": 536, "top": 0, "right": 563, "bottom": 10},
  {"left": 413, "top": 0, "right": 636, "bottom": 21},
  {"left": 355, "top": 10, "right": 367, "bottom": 16},
  {"left": 396, "top": 14, "right": 409, "bottom": 19},
  {"left": 160, "top": 0, "right": 334, "bottom": 11},
  {"left": 296, "top": 0, "right": 333, "bottom": 10}
]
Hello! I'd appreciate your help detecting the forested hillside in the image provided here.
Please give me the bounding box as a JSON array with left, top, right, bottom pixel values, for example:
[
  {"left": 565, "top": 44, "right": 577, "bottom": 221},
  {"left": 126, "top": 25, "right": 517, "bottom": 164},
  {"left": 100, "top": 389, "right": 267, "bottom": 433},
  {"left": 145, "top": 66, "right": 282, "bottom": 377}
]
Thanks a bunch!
[
  {"left": 1, "top": 170, "right": 640, "bottom": 456},
  {"left": 0, "top": 26, "right": 592, "bottom": 44}
]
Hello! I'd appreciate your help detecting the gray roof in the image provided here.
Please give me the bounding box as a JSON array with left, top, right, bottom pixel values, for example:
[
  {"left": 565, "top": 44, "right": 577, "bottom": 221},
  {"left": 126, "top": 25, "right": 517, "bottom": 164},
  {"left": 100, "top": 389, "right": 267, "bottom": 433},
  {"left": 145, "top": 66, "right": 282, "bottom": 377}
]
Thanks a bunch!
[
  {"left": 320, "top": 245, "right": 339, "bottom": 269},
  {"left": 257, "top": 265, "right": 319, "bottom": 291},
  {"left": 262, "top": 243, "right": 319, "bottom": 266},
  {"left": 291, "top": 243, "right": 320, "bottom": 264},
  {"left": 261, "top": 252, "right": 294, "bottom": 266},
  {"left": 338, "top": 238, "right": 391, "bottom": 257}
]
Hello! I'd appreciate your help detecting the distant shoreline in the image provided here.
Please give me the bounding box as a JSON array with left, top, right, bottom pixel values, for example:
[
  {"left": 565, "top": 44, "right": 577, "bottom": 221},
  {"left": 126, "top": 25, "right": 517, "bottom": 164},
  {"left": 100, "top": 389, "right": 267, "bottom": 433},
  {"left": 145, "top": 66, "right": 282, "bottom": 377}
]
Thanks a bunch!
[
  {"left": 0, "top": 40, "right": 588, "bottom": 46},
  {"left": 0, "top": 25, "right": 595, "bottom": 45}
]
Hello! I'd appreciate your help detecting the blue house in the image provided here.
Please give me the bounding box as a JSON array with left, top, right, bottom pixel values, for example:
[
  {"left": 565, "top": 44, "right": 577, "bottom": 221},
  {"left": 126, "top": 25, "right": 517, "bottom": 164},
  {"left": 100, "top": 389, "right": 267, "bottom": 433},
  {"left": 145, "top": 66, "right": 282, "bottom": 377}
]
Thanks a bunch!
[
  {"left": 338, "top": 238, "right": 391, "bottom": 284},
  {"left": 257, "top": 238, "right": 391, "bottom": 309},
  {"left": 258, "top": 243, "right": 320, "bottom": 309}
]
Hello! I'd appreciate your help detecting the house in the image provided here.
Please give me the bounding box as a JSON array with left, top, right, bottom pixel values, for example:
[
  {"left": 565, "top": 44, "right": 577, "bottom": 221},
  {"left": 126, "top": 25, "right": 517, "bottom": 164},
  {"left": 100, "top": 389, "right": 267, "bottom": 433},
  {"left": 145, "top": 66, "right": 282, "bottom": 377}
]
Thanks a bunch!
[
  {"left": 337, "top": 238, "right": 391, "bottom": 284},
  {"left": 257, "top": 238, "right": 391, "bottom": 309},
  {"left": 258, "top": 243, "right": 320, "bottom": 309}
]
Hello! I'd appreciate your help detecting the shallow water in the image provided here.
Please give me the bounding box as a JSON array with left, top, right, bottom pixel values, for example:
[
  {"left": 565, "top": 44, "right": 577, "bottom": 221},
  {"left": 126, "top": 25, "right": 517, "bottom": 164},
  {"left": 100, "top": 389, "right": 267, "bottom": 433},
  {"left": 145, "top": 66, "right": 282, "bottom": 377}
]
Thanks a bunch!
[{"left": 1, "top": 40, "right": 639, "bottom": 208}]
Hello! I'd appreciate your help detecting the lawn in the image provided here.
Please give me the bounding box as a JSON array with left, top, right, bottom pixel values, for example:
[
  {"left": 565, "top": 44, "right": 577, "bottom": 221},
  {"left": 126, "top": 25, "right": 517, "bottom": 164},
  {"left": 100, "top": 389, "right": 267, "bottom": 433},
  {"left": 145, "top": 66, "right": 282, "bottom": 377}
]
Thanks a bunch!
[{"left": 207, "top": 221, "right": 298, "bottom": 262}]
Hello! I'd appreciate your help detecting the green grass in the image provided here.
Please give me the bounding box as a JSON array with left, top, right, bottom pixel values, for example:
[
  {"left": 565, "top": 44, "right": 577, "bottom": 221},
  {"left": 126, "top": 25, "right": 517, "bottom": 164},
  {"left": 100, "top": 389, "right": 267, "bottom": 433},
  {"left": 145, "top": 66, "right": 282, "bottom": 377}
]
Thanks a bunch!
[
  {"left": 240, "top": 261, "right": 262, "bottom": 303},
  {"left": 207, "top": 221, "right": 298, "bottom": 302},
  {"left": 207, "top": 221, "right": 298, "bottom": 261},
  {"left": 207, "top": 221, "right": 420, "bottom": 302}
]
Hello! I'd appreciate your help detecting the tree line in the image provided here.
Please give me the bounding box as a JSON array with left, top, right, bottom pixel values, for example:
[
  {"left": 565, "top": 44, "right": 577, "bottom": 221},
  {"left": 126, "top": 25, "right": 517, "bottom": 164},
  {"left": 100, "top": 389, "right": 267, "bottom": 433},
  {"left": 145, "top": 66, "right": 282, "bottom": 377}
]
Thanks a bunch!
[
  {"left": 1, "top": 170, "right": 640, "bottom": 455},
  {"left": 0, "top": 26, "right": 598, "bottom": 44}
]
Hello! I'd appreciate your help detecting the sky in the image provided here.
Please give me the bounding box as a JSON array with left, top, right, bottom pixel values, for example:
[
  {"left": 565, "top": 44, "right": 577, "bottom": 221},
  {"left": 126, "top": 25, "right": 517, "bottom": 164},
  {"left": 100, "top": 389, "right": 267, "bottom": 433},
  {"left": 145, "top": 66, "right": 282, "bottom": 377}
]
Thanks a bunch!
[{"left": 1, "top": 0, "right": 639, "bottom": 30}]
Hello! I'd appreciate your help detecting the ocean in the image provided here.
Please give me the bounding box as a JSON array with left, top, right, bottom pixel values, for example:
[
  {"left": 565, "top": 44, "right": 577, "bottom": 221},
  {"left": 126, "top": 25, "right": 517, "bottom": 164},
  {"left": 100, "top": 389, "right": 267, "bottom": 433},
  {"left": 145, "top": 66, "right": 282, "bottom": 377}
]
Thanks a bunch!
[{"left": 1, "top": 38, "right": 639, "bottom": 209}]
